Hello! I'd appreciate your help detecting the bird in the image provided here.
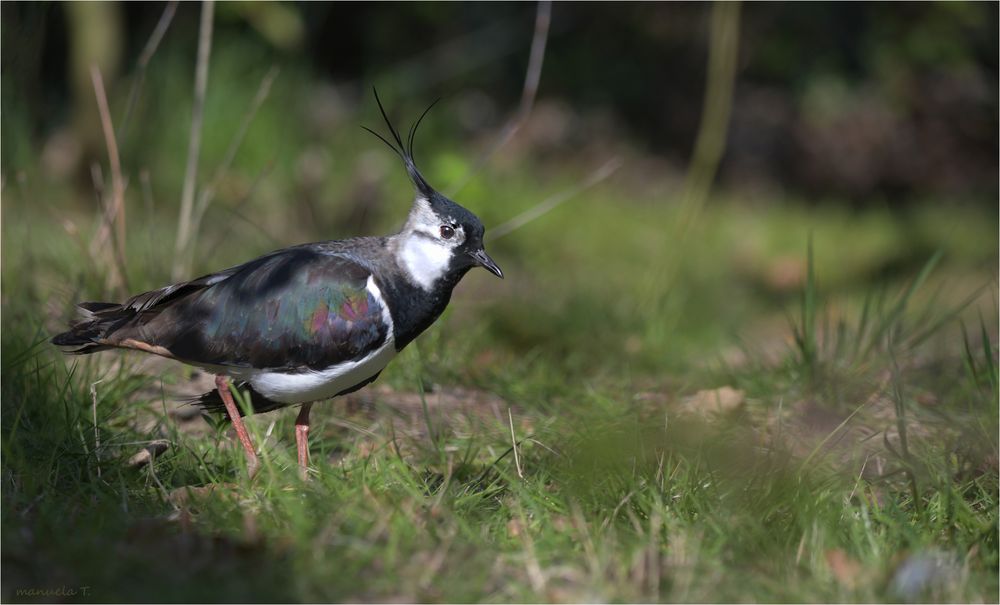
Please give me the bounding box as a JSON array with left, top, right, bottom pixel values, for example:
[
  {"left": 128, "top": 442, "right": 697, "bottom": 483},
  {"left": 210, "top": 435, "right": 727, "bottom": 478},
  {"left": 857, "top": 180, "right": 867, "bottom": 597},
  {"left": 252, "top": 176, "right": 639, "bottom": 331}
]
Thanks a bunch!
[{"left": 51, "top": 91, "right": 503, "bottom": 479}]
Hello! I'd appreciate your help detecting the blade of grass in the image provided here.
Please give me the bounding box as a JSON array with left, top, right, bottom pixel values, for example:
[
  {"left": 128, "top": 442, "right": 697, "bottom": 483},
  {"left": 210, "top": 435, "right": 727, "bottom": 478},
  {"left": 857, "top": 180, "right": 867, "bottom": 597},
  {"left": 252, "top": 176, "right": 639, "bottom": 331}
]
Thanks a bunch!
[
  {"left": 798, "top": 235, "right": 817, "bottom": 372},
  {"left": 980, "top": 313, "right": 998, "bottom": 391},
  {"left": 862, "top": 250, "right": 943, "bottom": 359},
  {"left": 962, "top": 321, "right": 982, "bottom": 386},
  {"left": 907, "top": 285, "right": 986, "bottom": 350},
  {"left": 797, "top": 397, "right": 870, "bottom": 475}
]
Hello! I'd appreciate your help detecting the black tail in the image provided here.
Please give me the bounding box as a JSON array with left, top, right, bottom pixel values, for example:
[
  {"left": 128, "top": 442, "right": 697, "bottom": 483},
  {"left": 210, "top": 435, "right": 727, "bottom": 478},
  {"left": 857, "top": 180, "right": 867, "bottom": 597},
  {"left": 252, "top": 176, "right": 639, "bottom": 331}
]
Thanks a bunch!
[
  {"left": 51, "top": 302, "right": 131, "bottom": 354},
  {"left": 194, "top": 383, "right": 290, "bottom": 421},
  {"left": 52, "top": 276, "right": 221, "bottom": 354}
]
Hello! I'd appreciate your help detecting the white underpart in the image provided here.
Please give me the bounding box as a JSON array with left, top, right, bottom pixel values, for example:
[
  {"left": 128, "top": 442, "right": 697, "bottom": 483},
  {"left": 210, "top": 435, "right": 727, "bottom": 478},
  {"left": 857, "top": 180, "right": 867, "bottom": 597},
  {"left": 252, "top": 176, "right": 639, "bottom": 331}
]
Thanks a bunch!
[
  {"left": 399, "top": 232, "right": 453, "bottom": 291},
  {"left": 244, "top": 276, "right": 397, "bottom": 404},
  {"left": 248, "top": 340, "right": 395, "bottom": 403}
]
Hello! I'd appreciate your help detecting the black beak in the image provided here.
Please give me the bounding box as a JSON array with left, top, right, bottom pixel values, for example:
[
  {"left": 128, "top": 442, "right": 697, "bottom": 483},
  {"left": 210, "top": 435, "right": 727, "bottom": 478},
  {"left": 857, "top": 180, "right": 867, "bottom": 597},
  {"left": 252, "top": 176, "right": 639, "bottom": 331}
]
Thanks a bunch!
[{"left": 469, "top": 248, "right": 503, "bottom": 279}]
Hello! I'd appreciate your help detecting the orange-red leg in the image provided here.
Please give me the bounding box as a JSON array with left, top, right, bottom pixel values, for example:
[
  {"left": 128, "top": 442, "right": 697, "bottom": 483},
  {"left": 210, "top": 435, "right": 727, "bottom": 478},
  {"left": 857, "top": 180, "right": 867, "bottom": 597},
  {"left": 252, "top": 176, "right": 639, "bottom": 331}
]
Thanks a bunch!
[
  {"left": 215, "top": 375, "right": 260, "bottom": 478},
  {"left": 295, "top": 403, "right": 313, "bottom": 480}
]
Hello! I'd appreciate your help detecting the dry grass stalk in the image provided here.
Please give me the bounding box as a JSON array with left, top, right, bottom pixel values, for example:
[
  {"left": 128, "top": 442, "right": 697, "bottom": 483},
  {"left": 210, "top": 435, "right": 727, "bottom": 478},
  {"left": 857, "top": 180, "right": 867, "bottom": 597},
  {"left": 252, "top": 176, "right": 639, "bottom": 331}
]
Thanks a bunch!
[
  {"left": 181, "top": 66, "right": 280, "bottom": 273},
  {"left": 677, "top": 0, "right": 741, "bottom": 230},
  {"left": 90, "top": 379, "right": 104, "bottom": 478},
  {"left": 201, "top": 158, "right": 279, "bottom": 258},
  {"left": 89, "top": 65, "right": 130, "bottom": 294},
  {"left": 508, "top": 407, "right": 524, "bottom": 479},
  {"left": 118, "top": 0, "right": 179, "bottom": 143},
  {"left": 641, "top": 1, "right": 741, "bottom": 306},
  {"left": 488, "top": 157, "right": 622, "bottom": 242},
  {"left": 173, "top": 0, "right": 215, "bottom": 281},
  {"left": 446, "top": 0, "right": 552, "bottom": 196}
]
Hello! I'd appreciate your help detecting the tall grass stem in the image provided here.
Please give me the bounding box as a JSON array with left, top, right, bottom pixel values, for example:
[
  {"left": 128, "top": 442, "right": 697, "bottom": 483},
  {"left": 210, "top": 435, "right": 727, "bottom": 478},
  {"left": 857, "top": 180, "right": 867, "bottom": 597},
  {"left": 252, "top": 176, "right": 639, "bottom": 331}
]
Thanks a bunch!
[
  {"left": 90, "top": 65, "right": 130, "bottom": 294},
  {"left": 446, "top": 0, "right": 551, "bottom": 196},
  {"left": 173, "top": 0, "right": 215, "bottom": 281}
]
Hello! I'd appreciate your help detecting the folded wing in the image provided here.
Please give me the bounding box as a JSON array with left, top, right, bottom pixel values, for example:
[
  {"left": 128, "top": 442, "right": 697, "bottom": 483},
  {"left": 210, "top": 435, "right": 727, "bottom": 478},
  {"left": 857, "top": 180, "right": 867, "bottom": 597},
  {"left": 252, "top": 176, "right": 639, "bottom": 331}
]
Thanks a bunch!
[{"left": 54, "top": 245, "right": 390, "bottom": 372}]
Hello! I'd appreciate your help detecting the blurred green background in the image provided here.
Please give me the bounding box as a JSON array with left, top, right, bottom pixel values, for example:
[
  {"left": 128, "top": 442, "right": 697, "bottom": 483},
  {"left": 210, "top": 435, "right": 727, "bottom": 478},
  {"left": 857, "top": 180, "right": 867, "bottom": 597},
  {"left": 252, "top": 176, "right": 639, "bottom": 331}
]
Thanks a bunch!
[
  {"left": 3, "top": 1, "right": 996, "bottom": 361},
  {"left": 4, "top": 2, "right": 998, "bottom": 203},
  {"left": 2, "top": 2, "right": 997, "bottom": 603}
]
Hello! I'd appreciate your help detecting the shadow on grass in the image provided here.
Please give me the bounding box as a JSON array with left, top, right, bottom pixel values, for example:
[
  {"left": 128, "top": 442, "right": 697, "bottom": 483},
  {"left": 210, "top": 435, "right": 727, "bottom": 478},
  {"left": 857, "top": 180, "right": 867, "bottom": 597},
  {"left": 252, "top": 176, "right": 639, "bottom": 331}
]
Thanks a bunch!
[{"left": 1, "top": 324, "right": 295, "bottom": 603}]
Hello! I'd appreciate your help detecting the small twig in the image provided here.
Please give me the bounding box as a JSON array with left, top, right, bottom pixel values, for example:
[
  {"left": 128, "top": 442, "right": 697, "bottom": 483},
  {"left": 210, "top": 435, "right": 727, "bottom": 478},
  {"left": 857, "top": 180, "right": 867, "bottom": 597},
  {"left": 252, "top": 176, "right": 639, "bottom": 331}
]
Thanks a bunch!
[
  {"left": 183, "top": 65, "right": 280, "bottom": 273},
  {"left": 118, "top": 0, "right": 179, "bottom": 143},
  {"left": 326, "top": 417, "right": 380, "bottom": 439},
  {"left": 90, "top": 65, "right": 130, "bottom": 294},
  {"left": 259, "top": 420, "right": 276, "bottom": 456},
  {"left": 794, "top": 530, "right": 807, "bottom": 565},
  {"left": 90, "top": 379, "right": 104, "bottom": 478},
  {"left": 388, "top": 419, "right": 404, "bottom": 461},
  {"left": 520, "top": 0, "right": 551, "bottom": 114},
  {"left": 848, "top": 454, "right": 871, "bottom": 503},
  {"left": 173, "top": 0, "right": 215, "bottom": 281},
  {"left": 103, "top": 439, "right": 176, "bottom": 448},
  {"left": 508, "top": 407, "right": 524, "bottom": 479},
  {"left": 220, "top": 205, "right": 283, "bottom": 249},
  {"left": 446, "top": 0, "right": 552, "bottom": 196},
  {"left": 601, "top": 489, "right": 636, "bottom": 531},
  {"left": 488, "top": 157, "right": 622, "bottom": 241},
  {"left": 146, "top": 454, "right": 178, "bottom": 511},
  {"left": 193, "top": 66, "right": 279, "bottom": 223},
  {"left": 797, "top": 396, "right": 872, "bottom": 475},
  {"left": 525, "top": 437, "right": 563, "bottom": 459},
  {"left": 201, "top": 157, "right": 277, "bottom": 258}
]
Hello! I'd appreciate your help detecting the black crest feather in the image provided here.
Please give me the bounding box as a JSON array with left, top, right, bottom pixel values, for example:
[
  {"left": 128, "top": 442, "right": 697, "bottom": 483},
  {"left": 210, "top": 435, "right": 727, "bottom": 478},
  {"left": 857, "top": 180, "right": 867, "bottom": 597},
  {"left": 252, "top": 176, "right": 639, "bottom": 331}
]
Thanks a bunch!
[{"left": 362, "top": 88, "right": 440, "bottom": 196}]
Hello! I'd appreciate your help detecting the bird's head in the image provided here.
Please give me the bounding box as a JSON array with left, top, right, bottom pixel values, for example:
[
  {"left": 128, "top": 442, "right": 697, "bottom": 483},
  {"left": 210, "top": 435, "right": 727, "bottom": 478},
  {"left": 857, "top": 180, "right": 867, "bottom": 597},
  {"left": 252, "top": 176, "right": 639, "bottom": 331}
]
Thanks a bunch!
[{"left": 365, "top": 90, "right": 503, "bottom": 290}]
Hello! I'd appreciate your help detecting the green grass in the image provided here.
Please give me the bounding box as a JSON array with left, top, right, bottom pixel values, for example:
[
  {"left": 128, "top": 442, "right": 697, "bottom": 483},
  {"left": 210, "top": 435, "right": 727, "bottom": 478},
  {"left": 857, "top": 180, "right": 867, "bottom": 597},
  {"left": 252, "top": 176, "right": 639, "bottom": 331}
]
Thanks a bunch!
[
  {"left": 2, "top": 55, "right": 998, "bottom": 599},
  {"left": 3, "top": 179, "right": 997, "bottom": 603}
]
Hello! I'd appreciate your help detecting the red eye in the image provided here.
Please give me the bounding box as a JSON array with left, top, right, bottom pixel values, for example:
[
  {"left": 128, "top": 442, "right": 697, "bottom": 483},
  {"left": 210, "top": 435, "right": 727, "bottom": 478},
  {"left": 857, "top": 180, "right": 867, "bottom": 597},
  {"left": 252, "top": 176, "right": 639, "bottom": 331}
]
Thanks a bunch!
[{"left": 440, "top": 225, "right": 455, "bottom": 239}]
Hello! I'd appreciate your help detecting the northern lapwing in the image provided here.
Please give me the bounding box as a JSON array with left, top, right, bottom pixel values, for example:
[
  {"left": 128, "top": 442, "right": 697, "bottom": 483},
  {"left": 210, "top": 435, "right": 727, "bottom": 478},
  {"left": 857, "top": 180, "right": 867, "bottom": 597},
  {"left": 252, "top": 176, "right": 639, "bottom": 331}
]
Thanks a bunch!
[{"left": 52, "top": 91, "right": 503, "bottom": 479}]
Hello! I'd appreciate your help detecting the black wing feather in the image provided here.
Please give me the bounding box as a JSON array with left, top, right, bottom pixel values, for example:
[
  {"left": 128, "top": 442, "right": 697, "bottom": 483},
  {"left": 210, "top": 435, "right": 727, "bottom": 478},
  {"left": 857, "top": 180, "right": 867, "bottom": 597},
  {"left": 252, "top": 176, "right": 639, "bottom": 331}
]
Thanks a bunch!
[{"left": 53, "top": 244, "right": 390, "bottom": 372}]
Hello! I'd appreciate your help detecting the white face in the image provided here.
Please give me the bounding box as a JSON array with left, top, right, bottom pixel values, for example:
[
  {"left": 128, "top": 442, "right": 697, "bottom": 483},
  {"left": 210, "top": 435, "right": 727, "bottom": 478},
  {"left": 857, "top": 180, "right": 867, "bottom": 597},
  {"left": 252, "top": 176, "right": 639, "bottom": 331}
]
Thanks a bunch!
[{"left": 398, "top": 198, "right": 466, "bottom": 290}]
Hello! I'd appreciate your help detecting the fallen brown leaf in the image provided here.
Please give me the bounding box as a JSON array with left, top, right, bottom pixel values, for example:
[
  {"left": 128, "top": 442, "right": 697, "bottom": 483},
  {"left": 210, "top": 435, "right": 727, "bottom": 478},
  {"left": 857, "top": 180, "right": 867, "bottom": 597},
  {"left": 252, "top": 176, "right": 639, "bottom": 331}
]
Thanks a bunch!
[
  {"left": 127, "top": 439, "right": 170, "bottom": 468},
  {"left": 680, "top": 386, "right": 745, "bottom": 416}
]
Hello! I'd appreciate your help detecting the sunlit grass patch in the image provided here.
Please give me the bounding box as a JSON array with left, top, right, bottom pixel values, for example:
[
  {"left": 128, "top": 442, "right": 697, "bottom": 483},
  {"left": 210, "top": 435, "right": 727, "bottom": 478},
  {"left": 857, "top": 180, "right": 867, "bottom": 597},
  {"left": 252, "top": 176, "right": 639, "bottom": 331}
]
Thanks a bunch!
[{"left": 3, "top": 161, "right": 997, "bottom": 603}]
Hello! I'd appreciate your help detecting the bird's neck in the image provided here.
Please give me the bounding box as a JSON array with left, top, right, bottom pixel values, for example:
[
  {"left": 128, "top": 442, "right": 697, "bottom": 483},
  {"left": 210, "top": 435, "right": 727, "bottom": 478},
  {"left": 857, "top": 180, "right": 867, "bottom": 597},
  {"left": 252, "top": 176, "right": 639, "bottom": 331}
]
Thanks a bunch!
[
  {"left": 390, "top": 230, "right": 455, "bottom": 292},
  {"left": 376, "top": 230, "right": 466, "bottom": 351}
]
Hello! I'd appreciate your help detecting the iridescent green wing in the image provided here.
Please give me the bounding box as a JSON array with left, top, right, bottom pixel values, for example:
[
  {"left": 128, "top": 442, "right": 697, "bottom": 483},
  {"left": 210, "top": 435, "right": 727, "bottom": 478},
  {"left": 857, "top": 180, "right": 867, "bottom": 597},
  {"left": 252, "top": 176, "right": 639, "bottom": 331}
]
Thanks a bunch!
[{"left": 145, "top": 247, "right": 389, "bottom": 370}]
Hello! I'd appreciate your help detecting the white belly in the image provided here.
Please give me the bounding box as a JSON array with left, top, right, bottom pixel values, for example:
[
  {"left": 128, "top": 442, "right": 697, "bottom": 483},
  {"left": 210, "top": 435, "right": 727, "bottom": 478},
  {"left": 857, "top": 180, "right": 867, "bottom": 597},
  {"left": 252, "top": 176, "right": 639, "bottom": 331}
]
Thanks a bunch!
[{"left": 247, "top": 338, "right": 396, "bottom": 404}]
